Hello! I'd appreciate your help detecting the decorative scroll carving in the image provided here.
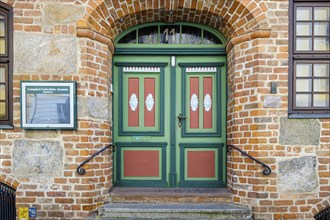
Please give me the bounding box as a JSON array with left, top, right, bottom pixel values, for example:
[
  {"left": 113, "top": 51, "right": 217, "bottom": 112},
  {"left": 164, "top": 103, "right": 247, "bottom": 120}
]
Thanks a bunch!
[
  {"left": 145, "top": 93, "right": 155, "bottom": 111},
  {"left": 129, "top": 93, "right": 138, "bottom": 111},
  {"left": 190, "top": 94, "right": 198, "bottom": 112},
  {"left": 204, "top": 94, "right": 212, "bottom": 112}
]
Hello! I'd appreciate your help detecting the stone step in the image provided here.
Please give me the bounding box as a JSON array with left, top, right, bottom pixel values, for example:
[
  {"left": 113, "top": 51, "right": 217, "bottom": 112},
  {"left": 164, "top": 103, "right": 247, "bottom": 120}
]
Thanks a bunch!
[
  {"left": 97, "top": 202, "right": 252, "bottom": 220},
  {"left": 109, "top": 187, "right": 232, "bottom": 204}
]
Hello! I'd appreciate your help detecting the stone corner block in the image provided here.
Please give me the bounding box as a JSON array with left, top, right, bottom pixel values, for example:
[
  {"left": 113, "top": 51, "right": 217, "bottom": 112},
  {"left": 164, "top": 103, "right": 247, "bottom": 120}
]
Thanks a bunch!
[
  {"left": 25, "top": 130, "right": 59, "bottom": 139},
  {"left": 279, "top": 117, "right": 320, "bottom": 145},
  {"left": 14, "top": 32, "right": 77, "bottom": 74},
  {"left": 278, "top": 156, "right": 318, "bottom": 193},
  {"left": 13, "top": 140, "right": 63, "bottom": 177},
  {"left": 43, "top": 4, "right": 85, "bottom": 25},
  {"left": 77, "top": 96, "right": 110, "bottom": 120}
]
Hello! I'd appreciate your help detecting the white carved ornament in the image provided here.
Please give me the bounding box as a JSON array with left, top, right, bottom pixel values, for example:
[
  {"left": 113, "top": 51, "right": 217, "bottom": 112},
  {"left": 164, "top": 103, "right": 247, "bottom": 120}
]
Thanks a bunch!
[
  {"left": 123, "top": 67, "right": 160, "bottom": 72},
  {"left": 204, "top": 94, "right": 212, "bottom": 112},
  {"left": 145, "top": 93, "right": 155, "bottom": 111},
  {"left": 190, "top": 94, "right": 198, "bottom": 112},
  {"left": 186, "top": 67, "right": 217, "bottom": 72},
  {"left": 129, "top": 93, "right": 138, "bottom": 111},
  {"left": 171, "top": 56, "right": 176, "bottom": 67}
]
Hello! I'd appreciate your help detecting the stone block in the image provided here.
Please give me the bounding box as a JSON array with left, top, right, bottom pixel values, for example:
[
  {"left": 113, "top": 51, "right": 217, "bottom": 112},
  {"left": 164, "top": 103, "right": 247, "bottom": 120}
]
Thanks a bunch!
[
  {"left": 278, "top": 156, "right": 318, "bottom": 193},
  {"left": 14, "top": 33, "right": 77, "bottom": 74},
  {"left": 13, "top": 140, "right": 63, "bottom": 176},
  {"left": 88, "top": 97, "right": 110, "bottom": 120},
  {"left": 77, "top": 96, "right": 89, "bottom": 118},
  {"left": 25, "top": 130, "right": 59, "bottom": 139},
  {"left": 279, "top": 118, "right": 320, "bottom": 145},
  {"left": 78, "top": 96, "right": 110, "bottom": 120},
  {"left": 254, "top": 117, "right": 272, "bottom": 123},
  {"left": 43, "top": 4, "right": 84, "bottom": 25}
]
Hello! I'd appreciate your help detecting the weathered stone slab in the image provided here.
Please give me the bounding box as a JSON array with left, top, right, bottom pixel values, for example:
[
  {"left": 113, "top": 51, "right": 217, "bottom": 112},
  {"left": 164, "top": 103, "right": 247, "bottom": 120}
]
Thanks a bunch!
[
  {"left": 278, "top": 156, "right": 318, "bottom": 193},
  {"left": 43, "top": 4, "right": 84, "bottom": 25},
  {"left": 14, "top": 33, "right": 77, "bottom": 74},
  {"left": 88, "top": 97, "right": 110, "bottom": 120},
  {"left": 279, "top": 118, "right": 320, "bottom": 145},
  {"left": 78, "top": 96, "right": 110, "bottom": 120},
  {"left": 13, "top": 140, "right": 63, "bottom": 176},
  {"left": 77, "top": 96, "right": 89, "bottom": 118},
  {"left": 25, "top": 130, "right": 58, "bottom": 139}
]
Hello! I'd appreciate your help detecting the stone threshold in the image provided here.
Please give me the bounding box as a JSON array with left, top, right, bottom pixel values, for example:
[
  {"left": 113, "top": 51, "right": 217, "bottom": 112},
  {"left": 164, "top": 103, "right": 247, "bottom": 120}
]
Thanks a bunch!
[
  {"left": 109, "top": 187, "right": 233, "bottom": 204},
  {"left": 97, "top": 202, "right": 252, "bottom": 220},
  {"left": 110, "top": 187, "right": 232, "bottom": 197}
]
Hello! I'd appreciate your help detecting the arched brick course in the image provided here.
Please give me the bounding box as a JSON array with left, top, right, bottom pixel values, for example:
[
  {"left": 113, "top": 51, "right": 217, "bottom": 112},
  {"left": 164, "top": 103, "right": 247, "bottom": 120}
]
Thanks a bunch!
[
  {"left": 0, "top": 173, "right": 20, "bottom": 190},
  {"left": 77, "top": 0, "right": 271, "bottom": 48},
  {"left": 312, "top": 198, "right": 330, "bottom": 216}
]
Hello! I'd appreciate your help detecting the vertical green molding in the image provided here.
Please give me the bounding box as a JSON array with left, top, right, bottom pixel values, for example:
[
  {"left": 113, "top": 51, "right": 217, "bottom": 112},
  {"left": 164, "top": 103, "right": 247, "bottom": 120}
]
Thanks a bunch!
[{"left": 169, "top": 56, "right": 177, "bottom": 187}]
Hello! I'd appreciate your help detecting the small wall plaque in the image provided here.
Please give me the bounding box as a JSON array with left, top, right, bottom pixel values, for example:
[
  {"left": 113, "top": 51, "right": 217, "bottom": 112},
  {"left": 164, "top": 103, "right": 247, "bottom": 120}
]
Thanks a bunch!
[
  {"left": 21, "top": 81, "right": 76, "bottom": 129},
  {"left": 263, "top": 96, "right": 281, "bottom": 108},
  {"left": 18, "top": 207, "right": 29, "bottom": 220},
  {"left": 29, "top": 207, "right": 37, "bottom": 218}
]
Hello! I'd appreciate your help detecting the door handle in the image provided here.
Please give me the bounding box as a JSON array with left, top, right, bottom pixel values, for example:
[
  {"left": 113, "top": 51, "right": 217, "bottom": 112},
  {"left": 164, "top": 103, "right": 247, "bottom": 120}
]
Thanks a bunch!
[{"left": 177, "top": 113, "right": 187, "bottom": 128}]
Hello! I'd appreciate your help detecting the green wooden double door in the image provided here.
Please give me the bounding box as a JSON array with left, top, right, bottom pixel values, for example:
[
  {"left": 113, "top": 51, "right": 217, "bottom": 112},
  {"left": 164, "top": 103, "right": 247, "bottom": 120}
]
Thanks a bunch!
[{"left": 113, "top": 55, "right": 227, "bottom": 187}]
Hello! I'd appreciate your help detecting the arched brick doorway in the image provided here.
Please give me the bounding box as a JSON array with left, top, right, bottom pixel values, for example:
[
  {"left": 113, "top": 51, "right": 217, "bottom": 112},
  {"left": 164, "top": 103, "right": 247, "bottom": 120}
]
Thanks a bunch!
[
  {"left": 0, "top": 175, "right": 19, "bottom": 219},
  {"left": 76, "top": 0, "right": 272, "bottom": 209}
]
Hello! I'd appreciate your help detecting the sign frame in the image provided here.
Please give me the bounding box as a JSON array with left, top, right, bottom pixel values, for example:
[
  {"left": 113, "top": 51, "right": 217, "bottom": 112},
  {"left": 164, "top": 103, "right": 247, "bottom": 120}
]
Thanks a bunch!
[{"left": 20, "top": 81, "right": 77, "bottom": 129}]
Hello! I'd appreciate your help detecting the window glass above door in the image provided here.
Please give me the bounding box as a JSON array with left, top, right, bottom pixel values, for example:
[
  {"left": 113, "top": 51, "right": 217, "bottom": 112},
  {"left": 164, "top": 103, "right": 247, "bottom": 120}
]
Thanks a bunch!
[{"left": 116, "top": 23, "right": 225, "bottom": 46}]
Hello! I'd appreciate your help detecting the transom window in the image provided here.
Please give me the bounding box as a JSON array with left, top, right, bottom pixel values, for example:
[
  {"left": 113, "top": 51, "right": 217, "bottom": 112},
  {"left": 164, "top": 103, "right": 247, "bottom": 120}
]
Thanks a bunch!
[
  {"left": 0, "top": 2, "right": 13, "bottom": 128},
  {"left": 117, "top": 23, "right": 223, "bottom": 45},
  {"left": 290, "top": 0, "right": 330, "bottom": 118}
]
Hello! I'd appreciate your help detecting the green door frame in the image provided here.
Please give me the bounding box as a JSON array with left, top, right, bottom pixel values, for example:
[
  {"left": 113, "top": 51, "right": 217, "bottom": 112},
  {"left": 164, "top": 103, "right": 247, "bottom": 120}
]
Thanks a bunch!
[{"left": 113, "top": 22, "right": 227, "bottom": 188}]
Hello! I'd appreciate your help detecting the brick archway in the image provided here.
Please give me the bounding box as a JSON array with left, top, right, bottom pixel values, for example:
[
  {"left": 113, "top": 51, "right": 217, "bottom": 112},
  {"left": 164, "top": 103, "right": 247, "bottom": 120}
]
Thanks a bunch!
[
  {"left": 0, "top": 173, "right": 20, "bottom": 190},
  {"left": 75, "top": 0, "right": 274, "bottom": 214},
  {"left": 77, "top": 0, "right": 271, "bottom": 49},
  {"left": 312, "top": 198, "right": 330, "bottom": 217}
]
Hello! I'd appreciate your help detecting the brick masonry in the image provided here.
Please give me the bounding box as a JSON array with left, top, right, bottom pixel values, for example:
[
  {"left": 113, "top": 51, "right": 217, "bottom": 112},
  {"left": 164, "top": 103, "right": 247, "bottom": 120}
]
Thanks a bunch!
[{"left": 0, "top": 0, "right": 329, "bottom": 219}]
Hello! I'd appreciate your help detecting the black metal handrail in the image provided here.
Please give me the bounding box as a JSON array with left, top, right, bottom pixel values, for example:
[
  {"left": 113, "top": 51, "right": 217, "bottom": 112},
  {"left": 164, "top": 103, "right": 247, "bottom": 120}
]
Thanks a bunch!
[
  {"left": 0, "top": 182, "right": 16, "bottom": 220},
  {"left": 227, "top": 144, "right": 271, "bottom": 175},
  {"left": 77, "top": 143, "right": 115, "bottom": 175}
]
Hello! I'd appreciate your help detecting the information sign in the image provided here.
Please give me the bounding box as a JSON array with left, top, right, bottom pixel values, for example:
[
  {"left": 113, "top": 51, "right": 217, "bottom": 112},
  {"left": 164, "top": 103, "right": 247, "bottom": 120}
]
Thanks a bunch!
[{"left": 21, "top": 81, "right": 76, "bottom": 129}]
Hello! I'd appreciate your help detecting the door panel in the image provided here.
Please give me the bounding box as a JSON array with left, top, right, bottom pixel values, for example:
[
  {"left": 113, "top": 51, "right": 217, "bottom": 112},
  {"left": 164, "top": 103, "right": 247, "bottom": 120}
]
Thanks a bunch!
[
  {"left": 182, "top": 69, "right": 220, "bottom": 136},
  {"left": 114, "top": 55, "right": 226, "bottom": 187},
  {"left": 115, "top": 142, "right": 168, "bottom": 187},
  {"left": 119, "top": 65, "right": 165, "bottom": 135},
  {"left": 114, "top": 57, "right": 170, "bottom": 187},
  {"left": 176, "top": 56, "right": 226, "bottom": 187}
]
